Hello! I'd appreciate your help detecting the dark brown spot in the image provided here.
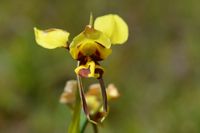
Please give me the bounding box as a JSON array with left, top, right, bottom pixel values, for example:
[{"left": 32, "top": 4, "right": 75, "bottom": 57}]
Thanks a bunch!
[
  {"left": 77, "top": 52, "right": 86, "bottom": 62},
  {"left": 89, "top": 50, "right": 103, "bottom": 61}
]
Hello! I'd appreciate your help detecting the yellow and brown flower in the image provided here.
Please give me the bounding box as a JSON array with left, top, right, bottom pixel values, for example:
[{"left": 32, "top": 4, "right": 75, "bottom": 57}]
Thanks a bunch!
[{"left": 34, "top": 14, "right": 128, "bottom": 78}]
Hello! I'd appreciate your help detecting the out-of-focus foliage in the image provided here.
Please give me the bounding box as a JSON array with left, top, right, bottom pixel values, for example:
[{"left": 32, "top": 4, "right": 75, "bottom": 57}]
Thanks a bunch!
[{"left": 0, "top": 0, "right": 200, "bottom": 133}]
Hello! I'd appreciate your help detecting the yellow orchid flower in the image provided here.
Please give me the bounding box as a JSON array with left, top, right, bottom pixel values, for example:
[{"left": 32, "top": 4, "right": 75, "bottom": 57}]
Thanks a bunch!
[
  {"left": 34, "top": 14, "right": 128, "bottom": 78},
  {"left": 34, "top": 13, "right": 128, "bottom": 123}
]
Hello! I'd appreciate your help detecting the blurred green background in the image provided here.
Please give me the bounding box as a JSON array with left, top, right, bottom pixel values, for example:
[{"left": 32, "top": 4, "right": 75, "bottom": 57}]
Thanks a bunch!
[{"left": 0, "top": 0, "right": 200, "bottom": 132}]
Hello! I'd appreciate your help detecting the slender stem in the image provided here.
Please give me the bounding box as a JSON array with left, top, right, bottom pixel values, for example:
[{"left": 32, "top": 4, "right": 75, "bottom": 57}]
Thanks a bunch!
[{"left": 92, "top": 123, "right": 98, "bottom": 133}]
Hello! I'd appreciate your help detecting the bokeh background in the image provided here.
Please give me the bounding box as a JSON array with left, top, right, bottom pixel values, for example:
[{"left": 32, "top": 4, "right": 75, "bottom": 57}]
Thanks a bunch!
[{"left": 0, "top": 0, "right": 200, "bottom": 132}]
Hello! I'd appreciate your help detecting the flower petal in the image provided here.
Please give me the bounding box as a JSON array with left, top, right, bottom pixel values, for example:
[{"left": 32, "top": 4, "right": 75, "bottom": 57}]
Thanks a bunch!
[
  {"left": 94, "top": 14, "right": 129, "bottom": 45},
  {"left": 34, "top": 27, "right": 70, "bottom": 49},
  {"left": 107, "top": 84, "right": 120, "bottom": 100},
  {"left": 69, "top": 27, "right": 111, "bottom": 60},
  {"left": 70, "top": 26, "right": 111, "bottom": 49},
  {"left": 60, "top": 80, "right": 77, "bottom": 104}
]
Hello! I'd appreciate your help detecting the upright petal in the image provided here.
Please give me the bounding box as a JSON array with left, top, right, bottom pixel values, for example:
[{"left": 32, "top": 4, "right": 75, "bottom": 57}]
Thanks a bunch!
[
  {"left": 94, "top": 14, "right": 129, "bottom": 45},
  {"left": 34, "top": 27, "right": 70, "bottom": 49}
]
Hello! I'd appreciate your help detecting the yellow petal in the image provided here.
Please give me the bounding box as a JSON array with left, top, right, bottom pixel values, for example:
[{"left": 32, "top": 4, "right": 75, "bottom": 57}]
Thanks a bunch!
[
  {"left": 94, "top": 14, "right": 128, "bottom": 45},
  {"left": 34, "top": 27, "right": 70, "bottom": 49},
  {"left": 70, "top": 26, "right": 111, "bottom": 49}
]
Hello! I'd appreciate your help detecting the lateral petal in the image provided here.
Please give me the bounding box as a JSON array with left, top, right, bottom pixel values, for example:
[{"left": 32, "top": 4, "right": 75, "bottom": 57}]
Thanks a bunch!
[{"left": 34, "top": 27, "right": 70, "bottom": 49}]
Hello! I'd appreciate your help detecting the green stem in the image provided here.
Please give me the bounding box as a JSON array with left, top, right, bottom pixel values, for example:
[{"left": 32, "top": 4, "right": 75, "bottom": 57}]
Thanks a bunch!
[
  {"left": 67, "top": 81, "right": 81, "bottom": 133},
  {"left": 92, "top": 123, "right": 98, "bottom": 133}
]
